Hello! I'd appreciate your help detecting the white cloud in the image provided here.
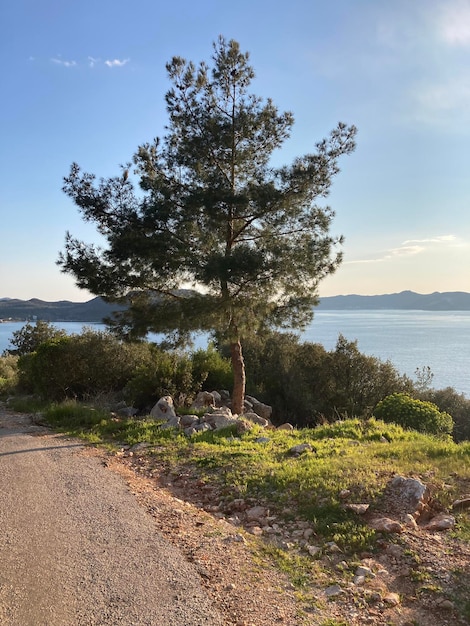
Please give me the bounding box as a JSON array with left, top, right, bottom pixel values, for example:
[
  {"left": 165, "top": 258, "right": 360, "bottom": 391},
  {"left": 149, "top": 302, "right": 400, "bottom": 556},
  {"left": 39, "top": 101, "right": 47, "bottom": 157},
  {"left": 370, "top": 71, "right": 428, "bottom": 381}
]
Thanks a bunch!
[
  {"left": 403, "top": 235, "right": 457, "bottom": 244},
  {"left": 436, "top": 0, "right": 470, "bottom": 46},
  {"left": 48, "top": 56, "right": 130, "bottom": 69},
  {"left": 104, "top": 58, "right": 129, "bottom": 68},
  {"left": 51, "top": 57, "right": 77, "bottom": 68},
  {"left": 346, "top": 235, "right": 462, "bottom": 265}
]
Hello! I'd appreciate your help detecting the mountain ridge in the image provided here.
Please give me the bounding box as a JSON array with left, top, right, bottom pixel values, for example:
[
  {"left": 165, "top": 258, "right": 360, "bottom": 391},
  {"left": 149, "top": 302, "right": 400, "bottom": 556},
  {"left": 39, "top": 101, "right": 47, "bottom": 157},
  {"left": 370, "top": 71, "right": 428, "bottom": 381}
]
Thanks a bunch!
[
  {"left": 317, "top": 290, "right": 470, "bottom": 310},
  {"left": 1, "top": 291, "right": 470, "bottom": 322},
  {"left": 0, "top": 296, "right": 125, "bottom": 322}
]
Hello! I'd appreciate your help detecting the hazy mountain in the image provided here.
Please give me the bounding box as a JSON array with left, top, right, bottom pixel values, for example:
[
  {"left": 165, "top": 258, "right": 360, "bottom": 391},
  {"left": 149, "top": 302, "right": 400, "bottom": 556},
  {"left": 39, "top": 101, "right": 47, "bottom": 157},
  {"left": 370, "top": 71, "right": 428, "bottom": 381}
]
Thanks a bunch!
[
  {"left": 1, "top": 291, "right": 470, "bottom": 322},
  {"left": 0, "top": 297, "right": 125, "bottom": 322},
  {"left": 317, "top": 290, "right": 470, "bottom": 311}
]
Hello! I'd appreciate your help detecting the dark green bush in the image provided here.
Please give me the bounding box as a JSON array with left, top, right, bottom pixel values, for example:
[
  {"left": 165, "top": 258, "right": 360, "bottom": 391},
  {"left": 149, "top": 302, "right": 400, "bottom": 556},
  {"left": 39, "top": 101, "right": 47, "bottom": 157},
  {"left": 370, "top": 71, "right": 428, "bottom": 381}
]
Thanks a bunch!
[
  {"left": 240, "top": 331, "right": 412, "bottom": 426},
  {"left": 17, "top": 330, "right": 154, "bottom": 401},
  {"left": 7, "top": 321, "right": 67, "bottom": 356},
  {"left": 374, "top": 392, "right": 454, "bottom": 436},
  {"left": 191, "top": 344, "right": 233, "bottom": 392},
  {"left": 124, "top": 346, "right": 194, "bottom": 409},
  {"left": 419, "top": 387, "right": 470, "bottom": 442}
]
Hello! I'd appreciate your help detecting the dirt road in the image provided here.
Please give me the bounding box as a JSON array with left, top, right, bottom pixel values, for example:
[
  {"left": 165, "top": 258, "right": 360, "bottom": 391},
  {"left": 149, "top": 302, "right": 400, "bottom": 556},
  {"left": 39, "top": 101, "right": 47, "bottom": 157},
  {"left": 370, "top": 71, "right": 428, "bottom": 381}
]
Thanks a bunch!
[{"left": 0, "top": 409, "right": 224, "bottom": 626}]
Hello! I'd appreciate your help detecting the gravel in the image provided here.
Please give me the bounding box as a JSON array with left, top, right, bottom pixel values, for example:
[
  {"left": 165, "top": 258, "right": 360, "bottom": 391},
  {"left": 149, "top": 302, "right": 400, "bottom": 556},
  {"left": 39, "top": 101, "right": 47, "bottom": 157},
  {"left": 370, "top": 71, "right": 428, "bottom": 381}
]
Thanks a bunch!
[{"left": 0, "top": 412, "right": 224, "bottom": 626}]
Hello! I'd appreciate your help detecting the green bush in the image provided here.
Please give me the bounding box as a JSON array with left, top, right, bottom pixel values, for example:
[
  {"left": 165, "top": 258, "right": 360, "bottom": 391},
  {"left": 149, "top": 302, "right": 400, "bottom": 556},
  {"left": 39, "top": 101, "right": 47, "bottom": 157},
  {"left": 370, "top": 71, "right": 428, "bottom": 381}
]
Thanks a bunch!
[
  {"left": 7, "top": 321, "right": 67, "bottom": 356},
  {"left": 191, "top": 344, "right": 232, "bottom": 392},
  {"left": 124, "top": 346, "right": 195, "bottom": 409},
  {"left": 0, "top": 354, "right": 18, "bottom": 379},
  {"left": 17, "top": 330, "right": 155, "bottom": 401},
  {"left": 374, "top": 392, "right": 454, "bottom": 436},
  {"left": 419, "top": 387, "right": 470, "bottom": 442},
  {"left": 0, "top": 354, "right": 19, "bottom": 395},
  {"left": 240, "top": 331, "right": 412, "bottom": 426}
]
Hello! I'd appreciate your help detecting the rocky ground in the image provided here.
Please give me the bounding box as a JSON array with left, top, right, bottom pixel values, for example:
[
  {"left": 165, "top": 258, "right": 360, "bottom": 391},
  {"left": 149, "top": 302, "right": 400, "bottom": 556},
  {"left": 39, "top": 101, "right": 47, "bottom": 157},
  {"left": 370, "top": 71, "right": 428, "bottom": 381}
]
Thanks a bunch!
[
  {"left": 2, "top": 407, "right": 469, "bottom": 625},
  {"left": 109, "top": 443, "right": 470, "bottom": 626}
]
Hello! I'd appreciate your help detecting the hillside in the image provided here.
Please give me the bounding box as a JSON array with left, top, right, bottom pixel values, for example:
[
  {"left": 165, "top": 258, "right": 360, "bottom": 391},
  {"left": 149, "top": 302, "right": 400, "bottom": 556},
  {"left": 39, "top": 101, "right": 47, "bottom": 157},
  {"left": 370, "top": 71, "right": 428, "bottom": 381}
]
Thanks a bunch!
[
  {"left": 0, "top": 297, "right": 124, "bottom": 322},
  {"left": 2, "top": 290, "right": 470, "bottom": 322},
  {"left": 318, "top": 290, "right": 470, "bottom": 310}
]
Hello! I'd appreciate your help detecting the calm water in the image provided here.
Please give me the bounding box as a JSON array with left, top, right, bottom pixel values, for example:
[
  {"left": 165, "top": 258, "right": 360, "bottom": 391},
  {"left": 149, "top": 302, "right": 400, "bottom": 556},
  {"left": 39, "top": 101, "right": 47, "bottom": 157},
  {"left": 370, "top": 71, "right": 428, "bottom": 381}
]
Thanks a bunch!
[{"left": 1, "top": 311, "right": 469, "bottom": 397}]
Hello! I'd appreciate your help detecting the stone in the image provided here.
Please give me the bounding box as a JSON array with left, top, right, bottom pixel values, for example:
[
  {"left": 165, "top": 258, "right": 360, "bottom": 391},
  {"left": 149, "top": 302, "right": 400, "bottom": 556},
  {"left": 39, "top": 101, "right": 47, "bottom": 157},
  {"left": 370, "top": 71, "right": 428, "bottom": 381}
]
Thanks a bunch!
[
  {"left": 160, "top": 415, "right": 181, "bottom": 429},
  {"left": 388, "top": 475, "right": 429, "bottom": 518},
  {"left": 210, "top": 390, "right": 223, "bottom": 406},
  {"left": 355, "top": 566, "right": 375, "bottom": 579},
  {"left": 383, "top": 592, "right": 400, "bottom": 606},
  {"left": 306, "top": 545, "right": 321, "bottom": 557},
  {"left": 288, "top": 443, "right": 315, "bottom": 456},
  {"left": 192, "top": 391, "right": 216, "bottom": 409},
  {"left": 325, "top": 541, "right": 341, "bottom": 553},
  {"left": 245, "top": 505, "right": 268, "bottom": 522},
  {"left": 236, "top": 419, "right": 253, "bottom": 435},
  {"left": 179, "top": 414, "right": 199, "bottom": 428},
  {"left": 243, "top": 412, "right": 269, "bottom": 428},
  {"left": 344, "top": 503, "right": 369, "bottom": 515},
  {"left": 245, "top": 395, "right": 273, "bottom": 420},
  {"left": 438, "top": 599, "right": 455, "bottom": 610},
  {"left": 254, "top": 437, "right": 270, "bottom": 444},
  {"left": 424, "top": 514, "right": 456, "bottom": 531},
  {"left": 150, "top": 395, "right": 177, "bottom": 420},
  {"left": 277, "top": 423, "right": 294, "bottom": 431},
  {"left": 201, "top": 407, "right": 237, "bottom": 430},
  {"left": 404, "top": 513, "right": 418, "bottom": 529},
  {"left": 324, "top": 585, "right": 344, "bottom": 597},
  {"left": 451, "top": 497, "right": 470, "bottom": 511},
  {"left": 369, "top": 517, "right": 404, "bottom": 533}
]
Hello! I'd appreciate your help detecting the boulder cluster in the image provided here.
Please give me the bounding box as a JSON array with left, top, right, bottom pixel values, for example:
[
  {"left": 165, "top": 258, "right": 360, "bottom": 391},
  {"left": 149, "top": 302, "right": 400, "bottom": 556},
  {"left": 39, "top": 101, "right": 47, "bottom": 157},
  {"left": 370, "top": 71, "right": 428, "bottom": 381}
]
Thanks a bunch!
[{"left": 146, "top": 391, "right": 292, "bottom": 436}]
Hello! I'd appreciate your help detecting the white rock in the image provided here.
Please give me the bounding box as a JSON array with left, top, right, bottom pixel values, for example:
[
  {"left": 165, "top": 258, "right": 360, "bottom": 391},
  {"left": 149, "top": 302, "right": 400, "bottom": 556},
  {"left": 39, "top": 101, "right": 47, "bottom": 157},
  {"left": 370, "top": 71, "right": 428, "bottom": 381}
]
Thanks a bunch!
[
  {"left": 150, "top": 395, "right": 176, "bottom": 420},
  {"left": 425, "top": 514, "right": 456, "bottom": 531}
]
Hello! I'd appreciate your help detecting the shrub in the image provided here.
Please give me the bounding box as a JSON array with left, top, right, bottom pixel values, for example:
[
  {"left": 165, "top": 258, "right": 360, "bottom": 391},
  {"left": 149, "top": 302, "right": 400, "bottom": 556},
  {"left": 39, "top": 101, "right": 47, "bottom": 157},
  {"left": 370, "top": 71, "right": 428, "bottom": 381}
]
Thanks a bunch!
[
  {"left": 419, "top": 386, "right": 470, "bottom": 442},
  {"left": 7, "top": 321, "right": 67, "bottom": 356},
  {"left": 191, "top": 344, "right": 233, "bottom": 392},
  {"left": 124, "top": 346, "right": 195, "bottom": 409},
  {"left": 240, "top": 331, "right": 412, "bottom": 426},
  {"left": 0, "top": 354, "right": 18, "bottom": 379},
  {"left": 0, "top": 354, "right": 19, "bottom": 395},
  {"left": 374, "top": 392, "right": 454, "bottom": 436},
  {"left": 17, "top": 330, "right": 155, "bottom": 401}
]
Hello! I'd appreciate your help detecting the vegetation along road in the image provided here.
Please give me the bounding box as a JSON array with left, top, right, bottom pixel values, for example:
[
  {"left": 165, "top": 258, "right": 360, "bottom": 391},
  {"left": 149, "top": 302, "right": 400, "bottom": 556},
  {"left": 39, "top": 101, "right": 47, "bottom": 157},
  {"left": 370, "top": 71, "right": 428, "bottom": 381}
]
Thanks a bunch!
[{"left": 0, "top": 408, "right": 224, "bottom": 626}]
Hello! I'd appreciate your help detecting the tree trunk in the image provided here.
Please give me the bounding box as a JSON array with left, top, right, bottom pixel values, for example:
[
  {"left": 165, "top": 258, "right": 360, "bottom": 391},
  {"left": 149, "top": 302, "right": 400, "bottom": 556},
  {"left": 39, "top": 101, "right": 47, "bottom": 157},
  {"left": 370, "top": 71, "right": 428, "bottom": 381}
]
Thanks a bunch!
[{"left": 230, "top": 339, "right": 246, "bottom": 415}]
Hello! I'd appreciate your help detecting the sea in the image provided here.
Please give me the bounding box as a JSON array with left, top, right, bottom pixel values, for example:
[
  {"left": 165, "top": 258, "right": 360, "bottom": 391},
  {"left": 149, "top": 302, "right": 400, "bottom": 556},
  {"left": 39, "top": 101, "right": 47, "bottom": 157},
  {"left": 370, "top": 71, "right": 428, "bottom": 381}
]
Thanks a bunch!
[{"left": 1, "top": 310, "right": 469, "bottom": 398}]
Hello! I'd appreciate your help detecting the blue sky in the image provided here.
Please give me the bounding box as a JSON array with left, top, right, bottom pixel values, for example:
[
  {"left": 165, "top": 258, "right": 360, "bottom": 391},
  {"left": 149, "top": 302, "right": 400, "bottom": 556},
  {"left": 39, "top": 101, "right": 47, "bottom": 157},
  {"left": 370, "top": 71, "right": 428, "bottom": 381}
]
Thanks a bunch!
[{"left": 1, "top": 0, "right": 470, "bottom": 301}]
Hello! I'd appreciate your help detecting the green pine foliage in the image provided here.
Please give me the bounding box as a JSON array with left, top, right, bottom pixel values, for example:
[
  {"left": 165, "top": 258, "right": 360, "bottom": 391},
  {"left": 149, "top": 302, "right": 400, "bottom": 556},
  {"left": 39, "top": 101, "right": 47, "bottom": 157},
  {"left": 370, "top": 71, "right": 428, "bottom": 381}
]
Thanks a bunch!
[{"left": 58, "top": 37, "right": 357, "bottom": 413}]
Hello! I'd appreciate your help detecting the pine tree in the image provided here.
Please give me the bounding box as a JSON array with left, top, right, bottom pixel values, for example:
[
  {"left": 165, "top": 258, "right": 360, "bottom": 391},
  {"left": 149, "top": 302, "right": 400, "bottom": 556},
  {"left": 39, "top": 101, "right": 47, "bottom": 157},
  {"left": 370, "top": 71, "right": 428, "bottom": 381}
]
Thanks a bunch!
[{"left": 59, "top": 37, "right": 357, "bottom": 414}]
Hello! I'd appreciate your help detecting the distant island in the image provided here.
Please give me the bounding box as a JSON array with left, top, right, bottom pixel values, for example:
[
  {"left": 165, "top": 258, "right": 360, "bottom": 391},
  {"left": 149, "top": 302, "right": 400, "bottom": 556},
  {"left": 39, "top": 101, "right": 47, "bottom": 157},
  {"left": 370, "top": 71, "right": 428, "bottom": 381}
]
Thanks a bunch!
[
  {"left": 317, "top": 290, "right": 470, "bottom": 311},
  {"left": 0, "top": 297, "right": 125, "bottom": 323},
  {"left": 1, "top": 291, "right": 470, "bottom": 323}
]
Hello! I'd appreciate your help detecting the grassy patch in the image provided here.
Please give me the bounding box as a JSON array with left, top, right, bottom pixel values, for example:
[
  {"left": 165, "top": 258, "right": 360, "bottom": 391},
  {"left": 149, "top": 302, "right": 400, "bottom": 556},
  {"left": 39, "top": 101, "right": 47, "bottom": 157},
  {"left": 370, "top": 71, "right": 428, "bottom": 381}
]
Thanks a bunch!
[{"left": 9, "top": 399, "right": 470, "bottom": 559}]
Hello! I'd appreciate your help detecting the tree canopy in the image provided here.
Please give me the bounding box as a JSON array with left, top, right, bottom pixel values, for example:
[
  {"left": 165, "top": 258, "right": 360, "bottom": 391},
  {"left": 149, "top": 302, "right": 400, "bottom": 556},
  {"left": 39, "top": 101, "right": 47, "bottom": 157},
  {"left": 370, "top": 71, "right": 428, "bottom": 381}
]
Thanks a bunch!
[{"left": 59, "top": 37, "right": 357, "bottom": 413}]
